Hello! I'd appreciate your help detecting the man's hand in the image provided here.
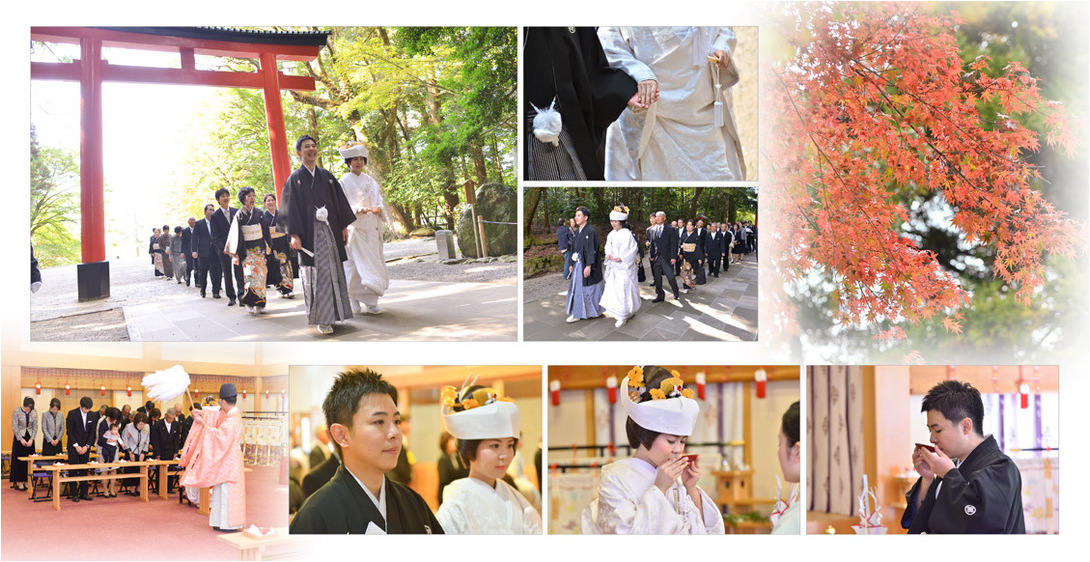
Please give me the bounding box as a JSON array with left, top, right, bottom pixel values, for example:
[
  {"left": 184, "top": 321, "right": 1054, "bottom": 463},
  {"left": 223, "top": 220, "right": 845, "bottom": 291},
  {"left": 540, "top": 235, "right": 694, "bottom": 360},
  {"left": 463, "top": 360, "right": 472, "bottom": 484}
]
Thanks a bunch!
[
  {"left": 636, "top": 79, "right": 658, "bottom": 108},
  {"left": 583, "top": 265, "right": 591, "bottom": 278},
  {"left": 917, "top": 446, "right": 955, "bottom": 478},
  {"left": 290, "top": 235, "right": 302, "bottom": 250}
]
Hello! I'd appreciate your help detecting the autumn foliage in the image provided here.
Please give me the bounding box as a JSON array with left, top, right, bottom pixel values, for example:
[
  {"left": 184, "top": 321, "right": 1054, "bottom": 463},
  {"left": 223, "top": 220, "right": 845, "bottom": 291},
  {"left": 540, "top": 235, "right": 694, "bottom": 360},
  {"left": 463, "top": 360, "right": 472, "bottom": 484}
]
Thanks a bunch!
[{"left": 766, "top": 2, "right": 1083, "bottom": 343}]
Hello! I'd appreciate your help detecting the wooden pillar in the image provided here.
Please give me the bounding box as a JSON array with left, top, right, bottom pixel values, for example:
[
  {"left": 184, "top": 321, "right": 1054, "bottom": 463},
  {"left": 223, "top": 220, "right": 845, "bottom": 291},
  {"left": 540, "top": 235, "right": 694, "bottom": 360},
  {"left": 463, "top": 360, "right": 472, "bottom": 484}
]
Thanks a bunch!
[
  {"left": 77, "top": 36, "right": 109, "bottom": 300},
  {"left": 260, "top": 52, "right": 292, "bottom": 202}
]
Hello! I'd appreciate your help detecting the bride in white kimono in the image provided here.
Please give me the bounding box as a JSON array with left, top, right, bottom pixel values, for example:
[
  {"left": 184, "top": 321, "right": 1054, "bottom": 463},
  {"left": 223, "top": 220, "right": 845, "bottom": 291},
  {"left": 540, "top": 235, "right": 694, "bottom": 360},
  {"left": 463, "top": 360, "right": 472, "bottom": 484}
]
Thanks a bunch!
[
  {"left": 599, "top": 205, "right": 641, "bottom": 328},
  {"left": 435, "top": 380, "right": 542, "bottom": 534},
  {"left": 582, "top": 366, "right": 724, "bottom": 535},
  {"left": 337, "top": 142, "right": 389, "bottom": 314},
  {"left": 598, "top": 27, "right": 745, "bottom": 181}
]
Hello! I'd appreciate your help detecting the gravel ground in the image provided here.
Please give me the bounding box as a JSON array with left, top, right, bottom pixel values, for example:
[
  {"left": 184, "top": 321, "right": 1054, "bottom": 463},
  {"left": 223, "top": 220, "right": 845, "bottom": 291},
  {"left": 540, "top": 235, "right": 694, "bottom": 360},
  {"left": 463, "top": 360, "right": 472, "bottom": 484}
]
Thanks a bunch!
[{"left": 523, "top": 271, "right": 569, "bottom": 303}]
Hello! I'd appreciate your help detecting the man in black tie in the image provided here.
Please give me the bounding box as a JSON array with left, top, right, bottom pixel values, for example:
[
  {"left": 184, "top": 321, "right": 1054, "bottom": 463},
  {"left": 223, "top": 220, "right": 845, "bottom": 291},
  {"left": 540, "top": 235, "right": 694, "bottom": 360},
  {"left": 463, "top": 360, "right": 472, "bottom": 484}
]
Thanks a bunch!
[
  {"left": 65, "top": 396, "right": 99, "bottom": 501},
  {"left": 192, "top": 204, "right": 222, "bottom": 299},
  {"left": 708, "top": 222, "right": 724, "bottom": 278},
  {"left": 648, "top": 211, "right": 680, "bottom": 303},
  {"left": 694, "top": 217, "right": 709, "bottom": 285},
  {"left": 209, "top": 187, "right": 243, "bottom": 306},
  {"left": 181, "top": 217, "right": 195, "bottom": 286}
]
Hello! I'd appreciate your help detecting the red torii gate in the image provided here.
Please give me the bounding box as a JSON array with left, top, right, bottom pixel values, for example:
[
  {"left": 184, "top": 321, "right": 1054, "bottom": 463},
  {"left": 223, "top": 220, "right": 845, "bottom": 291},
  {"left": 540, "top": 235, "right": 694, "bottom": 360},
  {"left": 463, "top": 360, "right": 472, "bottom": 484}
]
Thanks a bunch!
[{"left": 30, "top": 27, "right": 329, "bottom": 301}]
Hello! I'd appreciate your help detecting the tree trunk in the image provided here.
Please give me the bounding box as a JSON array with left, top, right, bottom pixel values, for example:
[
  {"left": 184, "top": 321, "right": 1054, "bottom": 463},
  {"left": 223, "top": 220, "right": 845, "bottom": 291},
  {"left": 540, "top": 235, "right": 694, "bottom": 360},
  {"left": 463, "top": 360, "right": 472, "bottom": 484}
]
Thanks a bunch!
[
  {"left": 688, "top": 187, "right": 704, "bottom": 220},
  {"left": 525, "top": 187, "right": 542, "bottom": 243},
  {"left": 469, "top": 139, "right": 489, "bottom": 185}
]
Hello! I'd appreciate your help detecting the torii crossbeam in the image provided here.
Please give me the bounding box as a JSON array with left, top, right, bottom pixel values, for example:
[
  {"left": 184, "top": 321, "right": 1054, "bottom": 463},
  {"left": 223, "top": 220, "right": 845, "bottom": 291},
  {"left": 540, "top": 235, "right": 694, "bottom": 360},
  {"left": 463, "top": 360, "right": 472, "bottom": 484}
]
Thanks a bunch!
[{"left": 31, "top": 26, "right": 329, "bottom": 301}]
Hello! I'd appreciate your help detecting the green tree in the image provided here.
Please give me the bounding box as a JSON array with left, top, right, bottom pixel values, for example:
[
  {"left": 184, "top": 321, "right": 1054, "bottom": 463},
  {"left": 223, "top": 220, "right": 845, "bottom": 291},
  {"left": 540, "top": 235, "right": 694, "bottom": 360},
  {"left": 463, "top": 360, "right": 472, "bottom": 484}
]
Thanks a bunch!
[{"left": 30, "top": 123, "right": 80, "bottom": 266}]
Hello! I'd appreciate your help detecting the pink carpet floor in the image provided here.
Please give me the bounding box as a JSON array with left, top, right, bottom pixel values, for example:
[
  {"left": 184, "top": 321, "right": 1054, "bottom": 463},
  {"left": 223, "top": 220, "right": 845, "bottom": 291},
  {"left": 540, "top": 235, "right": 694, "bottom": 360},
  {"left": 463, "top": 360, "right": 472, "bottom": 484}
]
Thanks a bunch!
[{"left": 1, "top": 465, "right": 288, "bottom": 561}]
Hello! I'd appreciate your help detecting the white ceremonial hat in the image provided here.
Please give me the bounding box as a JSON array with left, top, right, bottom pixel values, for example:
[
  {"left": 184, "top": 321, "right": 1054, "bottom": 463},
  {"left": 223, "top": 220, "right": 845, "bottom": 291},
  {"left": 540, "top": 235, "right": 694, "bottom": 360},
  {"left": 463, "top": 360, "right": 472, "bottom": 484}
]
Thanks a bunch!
[
  {"left": 440, "top": 377, "right": 520, "bottom": 440},
  {"left": 620, "top": 371, "right": 700, "bottom": 436},
  {"left": 337, "top": 141, "right": 369, "bottom": 160},
  {"left": 609, "top": 210, "right": 629, "bottom": 221}
]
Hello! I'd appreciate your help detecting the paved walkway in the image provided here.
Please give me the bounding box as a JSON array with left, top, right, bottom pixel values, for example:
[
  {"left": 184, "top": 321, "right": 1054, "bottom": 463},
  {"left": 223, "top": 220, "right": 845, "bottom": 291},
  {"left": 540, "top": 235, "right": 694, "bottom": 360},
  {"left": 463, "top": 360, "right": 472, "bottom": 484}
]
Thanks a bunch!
[
  {"left": 31, "top": 239, "right": 516, "bottom": 341},
  {"left": 523, "top": 258, "right": 758, "bottom": 342}
]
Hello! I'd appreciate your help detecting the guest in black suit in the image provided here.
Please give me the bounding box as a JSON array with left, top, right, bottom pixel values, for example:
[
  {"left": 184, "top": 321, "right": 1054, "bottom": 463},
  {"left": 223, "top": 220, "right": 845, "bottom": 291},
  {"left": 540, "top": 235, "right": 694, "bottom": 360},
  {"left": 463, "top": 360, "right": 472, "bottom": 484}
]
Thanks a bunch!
[
  {"left": 193, "top": 204, "right": 222, "bottom": 298},
  {"left": 150, "top": 408, "right": 182, "bottom": 461},
  {"left": 181, "top": 217, "right": 195, "bottom": 286},
  {"left": 708, "top": 223, "right": 724, "bottom": 278},
  {"left": 65, "top": 397, "right": 98, "bottom": 501},
  {"left": 648, "top": 211, "right": 680, "bottom": 302},
  {"left": 673, "top": 220, "right": 685, "bottom": 277},
  {"left": 694, "top": 218, "right": 709, "bottom": 285},
  {"left": 210, "top": 187, "right": 243, "bottom": 306},
  {"left": 557, "top": 218, "right": 573, "bottom": 280},
  {"left": 302, "top": 452, "right": 339, "bottom": 500}
]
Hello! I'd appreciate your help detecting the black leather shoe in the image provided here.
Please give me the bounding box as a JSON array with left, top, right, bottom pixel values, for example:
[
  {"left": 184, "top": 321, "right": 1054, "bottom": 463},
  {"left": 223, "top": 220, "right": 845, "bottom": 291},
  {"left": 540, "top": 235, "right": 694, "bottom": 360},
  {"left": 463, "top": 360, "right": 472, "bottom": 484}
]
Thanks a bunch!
[
  {"left": 213, "top": 294, "right": 221, "bottom": 299},
  {"left": 72, "top": 496, "right": 80, "bottom": 502},
  {"left": 200, "top": 289, "right": 206, "bottom": 298},
  {"left": 651, "top": 297, "right": 664, "bottom": 303},
  {"left": 80, "top": 494, "right": 93, "bottom": 501},
  {"left": 227, "top": 299, "right": 236, "bottom": 306}
]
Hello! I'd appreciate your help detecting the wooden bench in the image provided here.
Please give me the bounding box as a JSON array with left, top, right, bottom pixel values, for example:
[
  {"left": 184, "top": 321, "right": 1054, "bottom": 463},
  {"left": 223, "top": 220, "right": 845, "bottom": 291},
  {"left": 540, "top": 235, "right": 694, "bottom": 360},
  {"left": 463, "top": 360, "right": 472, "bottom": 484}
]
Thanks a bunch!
[
  {"left": 18, "top": 455, "right": 68, "bottom": 500},
  {"left": 40, "top": 459, "right": 177, "bottom": 510}
]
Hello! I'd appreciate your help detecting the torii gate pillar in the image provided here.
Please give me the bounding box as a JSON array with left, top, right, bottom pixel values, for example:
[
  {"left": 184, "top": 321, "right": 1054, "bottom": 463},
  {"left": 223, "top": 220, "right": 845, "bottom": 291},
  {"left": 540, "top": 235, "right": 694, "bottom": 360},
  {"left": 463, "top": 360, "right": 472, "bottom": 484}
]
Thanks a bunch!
[{"left": 77, "top": 36, "right": 110, "bottom": 301}]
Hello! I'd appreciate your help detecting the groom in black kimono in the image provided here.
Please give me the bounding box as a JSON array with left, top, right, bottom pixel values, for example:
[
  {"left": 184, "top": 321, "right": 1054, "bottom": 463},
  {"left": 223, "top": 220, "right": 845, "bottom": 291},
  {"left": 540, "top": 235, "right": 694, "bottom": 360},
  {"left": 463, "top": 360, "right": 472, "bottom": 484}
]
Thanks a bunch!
[
  {"left": 901, "top": 380, "right": 1025, "bottom": 533},
  {"left": 290, "top": 369, "right": 442, "bottom": 534},
  {"left": 279, "top": 135, "right": 356, "bottom": 335}
]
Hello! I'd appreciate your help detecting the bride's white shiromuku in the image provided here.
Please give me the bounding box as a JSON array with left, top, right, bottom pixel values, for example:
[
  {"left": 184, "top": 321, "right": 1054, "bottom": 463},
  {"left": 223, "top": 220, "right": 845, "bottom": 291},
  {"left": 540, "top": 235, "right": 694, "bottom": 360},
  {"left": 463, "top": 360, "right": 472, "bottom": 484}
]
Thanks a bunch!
[
  {"left": 599, "top": 205, "right": 641, "bottom": 327},
  {"left": 337, "top": 141, "right": 389, "bottom": 314},
  {"left": 598, "top": 27, "right": 745, "bottom": 181}
]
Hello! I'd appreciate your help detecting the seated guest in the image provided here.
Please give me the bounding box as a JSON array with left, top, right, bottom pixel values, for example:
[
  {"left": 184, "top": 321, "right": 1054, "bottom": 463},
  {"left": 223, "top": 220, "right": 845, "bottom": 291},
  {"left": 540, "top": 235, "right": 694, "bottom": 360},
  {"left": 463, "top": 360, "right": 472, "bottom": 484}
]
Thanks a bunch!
[{"left": 290, "top": 368, "right": 443, "bottom": 534}]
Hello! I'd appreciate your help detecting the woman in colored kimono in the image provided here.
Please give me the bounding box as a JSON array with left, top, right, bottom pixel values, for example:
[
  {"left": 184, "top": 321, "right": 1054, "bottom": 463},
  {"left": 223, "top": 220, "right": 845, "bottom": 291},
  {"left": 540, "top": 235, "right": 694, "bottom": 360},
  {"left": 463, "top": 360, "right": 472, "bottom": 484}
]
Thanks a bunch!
[
  {"left": 435, "top": 380, "right": 542, "bottom": 534},
  {"left": 226, "top": 187, "right": 272, "bottom": 314},
  {"left": 581, "top": 366, "right": 724, "bottom": 534},
  {"left": 262, "top": 193, "right": 295, "bottom": 298}
]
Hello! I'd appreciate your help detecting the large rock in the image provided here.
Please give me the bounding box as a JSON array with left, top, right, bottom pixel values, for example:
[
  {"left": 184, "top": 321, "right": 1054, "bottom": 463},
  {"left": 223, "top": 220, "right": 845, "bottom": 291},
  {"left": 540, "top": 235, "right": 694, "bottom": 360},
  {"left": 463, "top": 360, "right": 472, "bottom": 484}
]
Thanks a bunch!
[{"left": 456, "top": 183, "right": 517, "bottom": 257}]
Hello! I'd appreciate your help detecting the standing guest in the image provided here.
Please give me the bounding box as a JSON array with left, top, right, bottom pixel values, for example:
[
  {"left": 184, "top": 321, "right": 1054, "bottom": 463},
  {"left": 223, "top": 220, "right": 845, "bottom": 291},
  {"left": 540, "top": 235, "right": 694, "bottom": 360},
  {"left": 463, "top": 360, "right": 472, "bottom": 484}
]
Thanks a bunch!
[
  {"left": 644, "top": 213, "right": 657, "bottom": 287},
  {"left": 171, "top": 226, "right": 186, "bottom": 284},
  {"left": 150, "top": 227, "right": 164, "bottom": 277},
  {"left": 581, "top": 366, "right": 723, "bottom": 534},
  {"left": 565, "top": 205, "right": 605, "bottom": 323},
  {"left": 290, "top": 369, "right": 443, "bottom": 534},
  {"left": 302, "top": 448, "right": 339, "bottom": 500},
  {"left": 96, "top": 407, "right": 123, "bottom": 497},
  {"left": 151, "top": 408, "right": 182, "bottom": 461},
  {"left": 557, "top": 218, "right": 573, "bottom": 280},
  {"left": 337, "top": 141, "right": 389, "bottom": 315},
  {"left": 901, "top": 381, "right": 1025, "bottom": 534},
  {"left": 193, "top": 204, "right": 222, "bottom": 299},
  {"left": 10, "top": 397, "right": 37, "bottom": 491},
  {"left": 158, "top": 226, "right": 174, "bottom": 280},
  {"left": 436, "top": 431, "right": 469, "bottom": 506},
  {"left": 121, "top": 411, "right": 150, "bottom": 493},
  {"left": 771, "top": 402, "right": 801, "bottom": 535},
  {"left": 309, "top": 424, "right": 332, "bottom": 471},
  {"left": 388, "top": 414, "right": 414, "bottom": 486},
  {"left": 210, "top": 188, "right": 242, "bottom": 306},
  {"left": 263, "top": 193, "right": 296, "bottom": 299},
  {"left": 41, "top": 398, "right": 64, "bottom": 456},
  {"left": 648, "top": 211, "right": 680, "bottom": 303},
  {"left": 673, "top": 220, "right": 685, "bottom": 277},
  {"left": 721, "top": 221, "right": 734, "bottom": 270},
  {"left": 181, "top": 384, "right": 246, "bottom": 531},
  {"left": 226, "top": 186, "right": 273, "bottom": 315},
  {"left": 599, "top": 205, "right": 641, "bottom": 328},
  {"left": 182, "top": 217, "right": 196, "bottom": 286},
  {"left": 119, "top": 404, "right": 132, "bottom": 432},
  {"left": 731, "top": 222, "right": 746, "bottom": 263},
  {"left": 279, "top": 135, "right": 356, "bottom": 335},
  {"left": 694, "top": 217, "right": 708, "bottom": 285},
  {"left": 435, "top": 382, "right": 542, "bottom": 534},
  {"left": 679, "top": 220, "right": 704, "bottom": 293},
  {"left": 708, "top": 223, "right": 725, "bottom": 278},
  {"left": 66, "top": 397, "right": 98, "bottom": 502},
  {"left": 173, "top": 403, "right": 187, "bottom": 427}
]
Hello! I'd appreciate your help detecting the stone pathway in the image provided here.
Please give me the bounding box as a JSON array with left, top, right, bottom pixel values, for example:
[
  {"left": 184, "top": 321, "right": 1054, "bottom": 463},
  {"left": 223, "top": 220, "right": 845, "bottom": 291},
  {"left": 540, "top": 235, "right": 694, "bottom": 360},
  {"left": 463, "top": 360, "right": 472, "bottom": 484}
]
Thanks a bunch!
[
  {"left": 30, "top": 239, "right": 516, "bottom": 341},
  {"left": 523, "top": 258, "right": 758, "bottom": 342}
]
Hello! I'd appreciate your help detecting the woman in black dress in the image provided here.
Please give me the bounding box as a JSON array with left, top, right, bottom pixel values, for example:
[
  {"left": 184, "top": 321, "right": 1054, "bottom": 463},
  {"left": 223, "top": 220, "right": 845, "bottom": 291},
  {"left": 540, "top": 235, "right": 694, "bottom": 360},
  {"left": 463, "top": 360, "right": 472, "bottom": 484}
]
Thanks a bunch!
[{"left": 10, "top": 397, "right": 38, "bottom": 491}]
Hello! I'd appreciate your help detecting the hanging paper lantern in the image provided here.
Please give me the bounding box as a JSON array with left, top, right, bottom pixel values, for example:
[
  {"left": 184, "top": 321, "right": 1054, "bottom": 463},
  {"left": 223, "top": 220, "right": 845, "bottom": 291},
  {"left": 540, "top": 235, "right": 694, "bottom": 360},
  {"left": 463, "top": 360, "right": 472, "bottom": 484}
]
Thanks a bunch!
[
  {"left": 194, "top": 388, "right": 200, "bottom": 400},
  {"left": 1019, "top": 382, "right": 1030, "bottom": 409},
  {"left": 606, "top": 375, "right": 618, "bottom": 404},
  {"left": 242, "top": 389, "right": 247, "bottom": 399},
  {"left": 755, "top": 368, "right": 767, "bottom": 399},
  {"left": 100, "top": 385, "right": 106, "bottom": 396},
  {"left": 991, "top": 366, "right": 1000, "bottom": 394},
  {"left": 550, "top": 380, "right": 561, "bottom": 406},
  {"left": 127, "top": 386, "right": 132, "bottom": 397},
  {"left": 695, "top": 371, "right": 707, "bottom": 401},
  {"left": 265, "top": 390, "right": 270, "bottom": 399},
  {"left": 35, "top": 383, "right": 41, "bottom": 395},
  {"left": 65, "top": 384, "right": 70, "bottom": 396}
]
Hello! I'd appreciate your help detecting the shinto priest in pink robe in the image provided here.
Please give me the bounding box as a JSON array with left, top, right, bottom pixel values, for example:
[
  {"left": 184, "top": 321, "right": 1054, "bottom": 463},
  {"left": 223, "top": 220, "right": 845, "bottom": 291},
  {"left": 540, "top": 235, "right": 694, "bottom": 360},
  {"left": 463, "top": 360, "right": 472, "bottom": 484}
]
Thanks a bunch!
[{"left": 180, "top": 383, "right": 246, "bottom": 530}]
